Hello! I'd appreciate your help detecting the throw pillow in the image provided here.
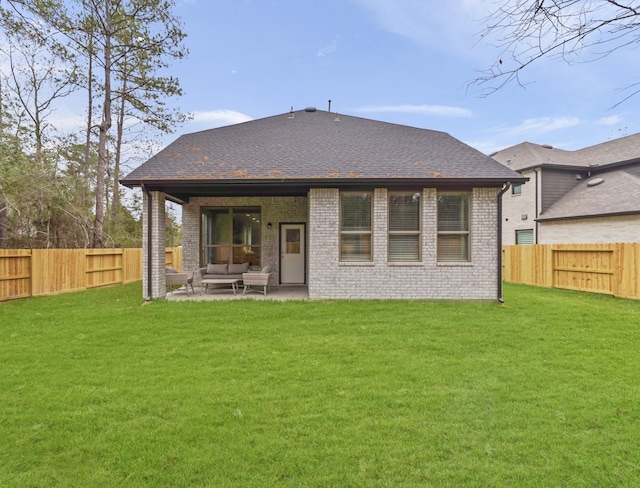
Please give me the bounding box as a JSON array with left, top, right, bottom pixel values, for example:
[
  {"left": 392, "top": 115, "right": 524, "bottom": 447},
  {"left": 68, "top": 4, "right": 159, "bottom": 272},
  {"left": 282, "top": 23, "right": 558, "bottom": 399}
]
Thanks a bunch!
[
  {"left": 207, "top": 263, "right": 228, "bottom": 275},
  {"left": 228, "top": 262, "right": 250, "bottom": 274}
]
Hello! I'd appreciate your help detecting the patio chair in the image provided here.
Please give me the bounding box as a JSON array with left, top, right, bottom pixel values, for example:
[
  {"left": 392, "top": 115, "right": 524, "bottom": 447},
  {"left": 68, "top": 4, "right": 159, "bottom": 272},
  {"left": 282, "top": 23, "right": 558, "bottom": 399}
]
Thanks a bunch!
[
  {"left": 166, "top": 267, "right": 194, "bottom": 295},
  {"left": 242, "top": 266, "right": 272, "bottom": 296}
]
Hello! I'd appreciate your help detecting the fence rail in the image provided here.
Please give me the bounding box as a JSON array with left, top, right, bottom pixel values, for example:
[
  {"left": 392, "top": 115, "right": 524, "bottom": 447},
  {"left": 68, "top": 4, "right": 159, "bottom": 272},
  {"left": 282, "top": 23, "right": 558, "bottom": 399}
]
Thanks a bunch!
[
  {"left": 503, "top": 243, "right": 640, "bottom": 300},
  {"left": 0, "top": 247, "right": 182, "bottom": 302}
]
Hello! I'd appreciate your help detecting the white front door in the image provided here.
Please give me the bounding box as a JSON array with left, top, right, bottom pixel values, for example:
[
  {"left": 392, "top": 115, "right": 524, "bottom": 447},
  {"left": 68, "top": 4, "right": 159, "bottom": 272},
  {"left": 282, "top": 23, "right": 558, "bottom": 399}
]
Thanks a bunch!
[{"left": 280, "top": 224, "right": 305, "bottom": 284}]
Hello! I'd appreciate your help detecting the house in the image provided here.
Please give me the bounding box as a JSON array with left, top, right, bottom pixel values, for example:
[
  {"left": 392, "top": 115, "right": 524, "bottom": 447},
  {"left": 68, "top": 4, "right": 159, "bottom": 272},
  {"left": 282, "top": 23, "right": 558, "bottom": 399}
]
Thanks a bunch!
[
  {"left": 492, "top": 133, "right": 640, "bottom": 245},
  {"left": 121, "top": 108, "right": 525, "bottom": 300}
]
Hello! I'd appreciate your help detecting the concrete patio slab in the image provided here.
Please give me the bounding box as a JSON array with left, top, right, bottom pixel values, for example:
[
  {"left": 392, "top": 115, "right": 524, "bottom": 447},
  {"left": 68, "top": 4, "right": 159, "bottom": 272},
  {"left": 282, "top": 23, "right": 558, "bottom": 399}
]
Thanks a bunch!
[{"left": 165, "top": 285, "right": 309, "bottom": 301}]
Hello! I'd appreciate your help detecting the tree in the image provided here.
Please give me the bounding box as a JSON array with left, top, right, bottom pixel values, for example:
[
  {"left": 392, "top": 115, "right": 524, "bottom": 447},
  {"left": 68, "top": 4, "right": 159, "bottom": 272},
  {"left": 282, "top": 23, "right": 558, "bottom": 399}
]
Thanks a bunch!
[
  {"left": 0, "top": 58, "right": 9, "bottom": 247},
  {"left": 108, "top": 2, "right": 188, "bottom": 229},
  {"left": 0, "top": 5, "right": 79, "bottom": 154},
  {"left": 0, "top": 3, "right": 91, "bottom": 248},
  {"left": 0, "top": 132, "right": 24, "bottom": 248},
  {"left": 68, "top": 0, "right": 187, "bottom": 247},
  {"left": 472, "top": 1, "right": 640, "bottom": 103},
  {"left": 0, "top": 0, "right": 188, "bottom": 248},
  {"left": 56, "top": 140, "right": 99, "bottom": 247}
]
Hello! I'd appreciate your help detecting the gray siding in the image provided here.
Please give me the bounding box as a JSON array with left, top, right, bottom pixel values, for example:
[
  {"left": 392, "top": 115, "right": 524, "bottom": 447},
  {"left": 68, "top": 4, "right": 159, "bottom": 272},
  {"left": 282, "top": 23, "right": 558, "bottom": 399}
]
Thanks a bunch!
[{"left": 541, "top": 168, "right": 586, "bottom": 213}]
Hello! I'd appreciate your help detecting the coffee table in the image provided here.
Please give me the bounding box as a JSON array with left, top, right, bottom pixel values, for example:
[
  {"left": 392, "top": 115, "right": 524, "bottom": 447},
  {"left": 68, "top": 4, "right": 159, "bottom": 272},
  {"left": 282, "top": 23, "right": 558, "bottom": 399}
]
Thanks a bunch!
[{"left": 201, "top": 278, "right": 240, "bottom": 295}]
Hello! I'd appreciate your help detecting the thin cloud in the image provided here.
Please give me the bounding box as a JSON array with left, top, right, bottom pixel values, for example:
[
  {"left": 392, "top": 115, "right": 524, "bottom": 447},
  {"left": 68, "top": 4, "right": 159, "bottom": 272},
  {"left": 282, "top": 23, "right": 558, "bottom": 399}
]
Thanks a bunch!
[
  {"left": 191, "top": 109, "right": 252, "bottom": 127},
  {"left": 508, "top": 117, "right": 582, "bottom": 134},
  {"left": 357, "top": 104, "right": 473, "bottom": 118},
  {"left": 48, "top": 112, "right": 87, "bottom": 133},
  {"left": 316, "top": 37, "right": 340, "bottom": 57},
  {"left": 478, "top": 117, "right": 583, "bottom": 153},
  {"left": 353, "top": 0, "right": 490, "bottom": 50},
  {"left": 596, "top": 115, "right": 622, "bottom": 126},
  {"left": 465, "top": 138, "right": 503, "bottom": 155}
]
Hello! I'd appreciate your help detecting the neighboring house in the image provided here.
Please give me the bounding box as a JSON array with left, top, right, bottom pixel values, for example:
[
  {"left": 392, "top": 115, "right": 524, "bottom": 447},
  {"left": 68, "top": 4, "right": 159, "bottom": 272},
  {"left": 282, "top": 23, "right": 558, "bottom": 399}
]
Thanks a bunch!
[
  {"left": 492, "top": 133, "right": 640, "bottom": 245},
  {"left": 121, "top": 108, "right": 525, "bottom": 300}
]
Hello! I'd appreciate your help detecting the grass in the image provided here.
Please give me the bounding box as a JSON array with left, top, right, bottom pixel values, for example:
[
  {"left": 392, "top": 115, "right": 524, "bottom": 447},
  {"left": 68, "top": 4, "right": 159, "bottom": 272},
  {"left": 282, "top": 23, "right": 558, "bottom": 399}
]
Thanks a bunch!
[{"left": 1, "top": 283, "right": 639, "bottom": 487}]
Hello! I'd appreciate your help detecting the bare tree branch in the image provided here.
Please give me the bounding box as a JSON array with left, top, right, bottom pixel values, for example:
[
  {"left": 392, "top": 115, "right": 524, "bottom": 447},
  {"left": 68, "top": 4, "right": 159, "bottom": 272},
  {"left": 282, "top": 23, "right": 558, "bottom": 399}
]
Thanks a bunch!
[{"left": 470, "top": 0, "right": 640, "bottom": 102}]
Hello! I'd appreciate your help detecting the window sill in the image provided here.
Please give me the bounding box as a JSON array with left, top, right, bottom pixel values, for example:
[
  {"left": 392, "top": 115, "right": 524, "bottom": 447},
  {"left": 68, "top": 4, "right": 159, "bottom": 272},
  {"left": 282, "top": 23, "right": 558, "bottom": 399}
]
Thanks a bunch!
[
  {"left": 436, "top": 261, "right": 473, "bottom": 267},
  {"left": 387, "top": 261, "right": 423, "bottom": 267},
  {"left": 338, "top": 261, "right": 375, "bottom": 267}
]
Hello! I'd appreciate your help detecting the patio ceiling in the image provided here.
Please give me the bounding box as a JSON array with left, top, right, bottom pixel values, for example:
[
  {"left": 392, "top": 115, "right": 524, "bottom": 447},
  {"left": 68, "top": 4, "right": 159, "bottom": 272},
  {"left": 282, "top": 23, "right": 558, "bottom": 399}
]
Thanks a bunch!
[{"left": 126, "top": 177, "right": 516, "bottom": 204}]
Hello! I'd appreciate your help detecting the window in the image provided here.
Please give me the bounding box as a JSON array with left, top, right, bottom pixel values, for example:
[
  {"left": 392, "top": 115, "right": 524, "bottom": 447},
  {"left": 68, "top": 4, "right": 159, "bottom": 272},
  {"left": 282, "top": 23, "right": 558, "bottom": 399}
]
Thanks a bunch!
[
  {"left": 340, "top": 192, "right": 372, "bottom": 261},
  {"left": 201, "top": 207, "right": 261, "bottom": 266},
  {"left": 388, "top": 192, "right": 421, "bottom": 261},
  {"left": 437, "top": 192, "right": 470, "bottom": 261},
  {"left": 516, "top": 229, "right": 534, "bottom": 245},
  {"left": 512, "top": 184, "right": 522, "bottom": 195}
]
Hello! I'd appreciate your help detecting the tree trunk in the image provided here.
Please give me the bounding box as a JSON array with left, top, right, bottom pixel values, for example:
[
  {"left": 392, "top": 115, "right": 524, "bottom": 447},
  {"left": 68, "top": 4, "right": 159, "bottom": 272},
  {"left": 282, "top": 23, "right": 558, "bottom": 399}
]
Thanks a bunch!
[
  {"left": 111, "top": 65, "right": 126, "bottom": 227},
  {"left": 84, "top": 44, "right": 93, "bottom": 180},
  {"left": 0, "top": 199, "right": 7, "bottom": 248},
  {"left": 93, "top": 0, "right": 112, "bottom": 248},
  {"left": 0, "top": 74, "right": 6, "bottom": 248}
]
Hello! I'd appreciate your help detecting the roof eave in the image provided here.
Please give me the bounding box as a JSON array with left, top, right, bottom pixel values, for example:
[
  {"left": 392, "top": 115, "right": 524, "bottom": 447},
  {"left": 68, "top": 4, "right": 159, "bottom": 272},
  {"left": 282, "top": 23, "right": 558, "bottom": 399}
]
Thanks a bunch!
[
  {"left": 512, "top": 162, "right": 590, "bottom": 173},
  {"left": 537, "top": 209, "right": 640, "bottom": 222},
  {"left": 510, "top": 156, "right": 640, "bottom": 174},
  {"left": 120, "top": 175, "right": 528, "bottom": 189}
]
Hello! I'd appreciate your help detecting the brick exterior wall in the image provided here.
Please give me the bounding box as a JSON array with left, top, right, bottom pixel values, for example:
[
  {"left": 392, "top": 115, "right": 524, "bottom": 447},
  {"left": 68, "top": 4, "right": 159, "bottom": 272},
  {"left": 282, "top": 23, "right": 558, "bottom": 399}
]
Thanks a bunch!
[
  {"left": 142, "top": 190, "right": 167, "bottom": 299},
  {"left": 178, "top": 188, "right": 501, "bottom": 300},
  {"left": 308, "top": 187, "right": 501, "bottom": 300},
  {"left": 183, "top": 196, "right": 308, "bottom": 286}
]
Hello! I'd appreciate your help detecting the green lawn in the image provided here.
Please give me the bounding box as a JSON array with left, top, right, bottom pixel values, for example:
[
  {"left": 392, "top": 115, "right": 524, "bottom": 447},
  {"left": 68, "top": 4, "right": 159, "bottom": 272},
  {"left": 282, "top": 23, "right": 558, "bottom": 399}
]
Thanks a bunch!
[{"left": 1, "top": 283, "right": 639, "bottom": 487}]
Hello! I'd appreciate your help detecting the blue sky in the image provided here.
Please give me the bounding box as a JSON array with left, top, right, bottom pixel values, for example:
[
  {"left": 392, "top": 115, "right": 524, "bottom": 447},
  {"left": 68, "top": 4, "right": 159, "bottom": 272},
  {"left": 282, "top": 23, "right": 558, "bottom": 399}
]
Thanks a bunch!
[{"left": 166, "top": 0, "right": 640, "bottom": 155}]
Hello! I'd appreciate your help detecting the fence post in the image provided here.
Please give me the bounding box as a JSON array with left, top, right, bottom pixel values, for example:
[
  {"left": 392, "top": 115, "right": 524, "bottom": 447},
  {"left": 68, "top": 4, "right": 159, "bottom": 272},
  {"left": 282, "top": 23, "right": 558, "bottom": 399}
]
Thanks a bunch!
[{"left": 545, "top": 245, "right": 554, "bottom": 288}]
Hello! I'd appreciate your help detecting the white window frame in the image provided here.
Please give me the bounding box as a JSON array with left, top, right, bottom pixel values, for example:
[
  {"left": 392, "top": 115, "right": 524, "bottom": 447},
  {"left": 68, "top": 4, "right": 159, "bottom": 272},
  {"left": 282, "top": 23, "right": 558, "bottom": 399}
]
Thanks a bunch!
[
  {"left": 437, "top": 192, "right": 471, "bottom": 262},
  {"left": 388, "top": 192, "right": 421, "bottom": 262},
  {"left": 339, "top": 192, "right": 373, "bottom": 262}
]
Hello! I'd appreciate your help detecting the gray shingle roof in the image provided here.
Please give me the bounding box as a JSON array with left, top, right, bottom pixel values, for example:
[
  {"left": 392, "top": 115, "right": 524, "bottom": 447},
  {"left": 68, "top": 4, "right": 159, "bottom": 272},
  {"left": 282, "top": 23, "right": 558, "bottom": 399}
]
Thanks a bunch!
[
  {"left": 491, "top": 133, "right": 640, "bottom": 171},
  {"left": 538, "top": 168, "right": 640, "bottom": 221},
  {"left": 122, "top": 109, "right": 523, "bottom": 186},
  {"left": 492, "top": 132, "right": 640, "bottom": 221}
]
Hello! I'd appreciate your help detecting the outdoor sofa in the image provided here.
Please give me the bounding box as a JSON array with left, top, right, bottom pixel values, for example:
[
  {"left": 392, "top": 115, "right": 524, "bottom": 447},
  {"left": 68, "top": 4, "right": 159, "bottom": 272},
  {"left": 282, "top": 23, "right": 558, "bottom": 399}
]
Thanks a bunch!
[{"left": 198, "top": 262, "right": 250, "bottom": 282}]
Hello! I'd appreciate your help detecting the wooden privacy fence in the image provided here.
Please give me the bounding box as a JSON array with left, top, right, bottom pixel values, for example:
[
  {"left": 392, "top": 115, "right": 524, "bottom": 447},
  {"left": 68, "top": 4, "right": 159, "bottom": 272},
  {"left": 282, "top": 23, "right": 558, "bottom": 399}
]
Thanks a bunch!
[
  {"left": 503, "top": 243, "right": 640, "bottom": 300},
  {"left": 0, "top": 247, "right": 183, "bottom": 301}
]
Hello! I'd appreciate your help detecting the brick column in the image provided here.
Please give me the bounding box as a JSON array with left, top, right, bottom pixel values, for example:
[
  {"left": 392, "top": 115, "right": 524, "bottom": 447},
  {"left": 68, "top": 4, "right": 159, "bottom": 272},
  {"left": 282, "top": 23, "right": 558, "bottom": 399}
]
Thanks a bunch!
[
  {"left": 142, "top": 190, "right": 167, "bottom": 299},
  {"left": 182, "top": 202, "right": 201, "bottom": 284}
]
